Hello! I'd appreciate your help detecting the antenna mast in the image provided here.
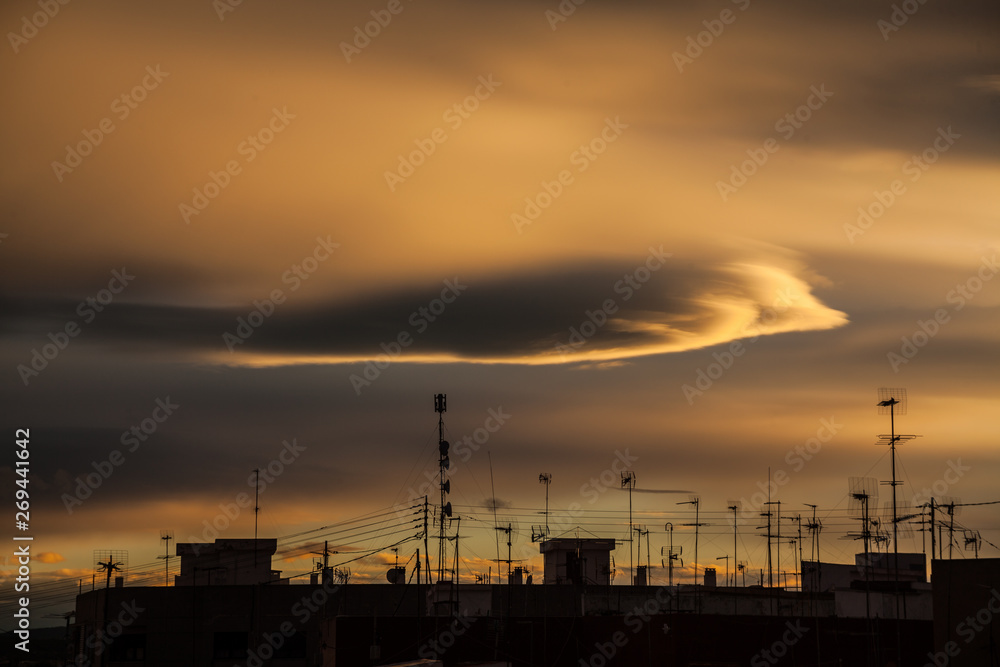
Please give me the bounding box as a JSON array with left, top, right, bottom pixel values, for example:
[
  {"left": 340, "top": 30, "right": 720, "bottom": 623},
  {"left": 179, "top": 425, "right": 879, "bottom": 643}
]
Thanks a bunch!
[
  {"left": 727, "top": 501, "right": 740, "bottom": 587},
  {"left": 621, "top": 471, "right": 636, "bottom": 584},
  {"left": 434, "top": 394, "right": 452, "bottom": 583},
  {"left": 254, "top": 468, "right": 260, "bottom": 567},
  {"left": 539, "top": 473, "right": 552, "bottom": 541},
  {"left": 877, "top": 387, "right": 919, "bottom": 627},
  {"left": 678, "top": 496, "right": 704, "bottom": 611}
]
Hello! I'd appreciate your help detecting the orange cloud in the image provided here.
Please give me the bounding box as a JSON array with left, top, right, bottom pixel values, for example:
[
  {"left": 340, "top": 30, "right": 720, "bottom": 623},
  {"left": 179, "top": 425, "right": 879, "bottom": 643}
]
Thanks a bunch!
[{"left": 37, "top": 552, "right": 66, "bottom": 564}]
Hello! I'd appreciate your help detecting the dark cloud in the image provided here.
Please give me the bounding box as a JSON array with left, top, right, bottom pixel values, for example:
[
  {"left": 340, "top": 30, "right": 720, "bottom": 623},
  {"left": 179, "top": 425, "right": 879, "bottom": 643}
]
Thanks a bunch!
[{"left": 1, "top": 256, "right": 844, "bottom": 363}]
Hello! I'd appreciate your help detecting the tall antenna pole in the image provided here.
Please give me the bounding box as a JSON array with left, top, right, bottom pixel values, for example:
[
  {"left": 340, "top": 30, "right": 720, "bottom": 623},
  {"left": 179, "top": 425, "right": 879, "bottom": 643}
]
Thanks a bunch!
[
  {"left": 796, "top": 515, "right": 803, "bottom": 590},
  {"left": 948, "top": 503, "right": 956, "bottom": 559},
  {"left": 423, "top": 496, "right": 430, "bottom": 586},
  {"left": 775, "top": 501, "right": 781, "bottom": 586},
  {"left": 622, "top": 472, "right": 636, "bottom": 584},
  {"left": 877, "top": 388, "right": 919, "bottom": 631},
  {"left": 762, "top": 506, "right": 773, "bottom": 588},
  {"left": 764, "top": 496, "right": 781, "bottom": 588},
  {"left": 805, "top": 504, "right": 821, "bottom": 562},
  {"left": 646, "top": 528, "right": 651, "bottom": 586},
  {"left": 929, "top": 498, "right": 936, "bottom": 565},
  {"left": 539, "top": 474, "right": 552, "bottom": 540},
  {"left": 728, "top": 503, "right": 739, "bottom": 587},
  {"left": 434, "top": 394, "right": 451, "bottom": 584},
  {"left": 664, "top": 522, "right": 674, "bottom": 587},
  {"left": 254, "top": 468, "right": 260, "bottom": 567},
  {"left": 489, "top": 452, "right": 500, "bottom": 585},
  {"left": 678, "top": 496, "right": 703, "bottom": 611}
]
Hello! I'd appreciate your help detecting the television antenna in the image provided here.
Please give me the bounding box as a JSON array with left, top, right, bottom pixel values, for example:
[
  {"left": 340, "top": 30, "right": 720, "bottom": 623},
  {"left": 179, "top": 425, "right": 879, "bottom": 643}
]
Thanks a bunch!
[
  {"left": 94, "top": 550, "right": 127, "bottom": 589},
  {"left": 434, "top": 393, "right": 453, "bottom": 583},
  {"left": 964, "top": 530, "right": 982, "bottom": 559},
  {"left": 846, "top": 477, "right": 878, "bottom": 555},
  {"left": 677, "top": 496, "right": 704, "bottom": 591},
  {"left": 661, "top": 522, "right": 682, "bottom": 587},
  {"left": 533, "top": 473, "right": 552, "bottom": 543},
  {"left": 621, "top": 471, "right": 636, "bottom": 584},
  {"left": 876, "top": 388, "right": 920, "bottom": 606},
  {"left": 727, "top": 500, "right": 741, "bottom": 586},
  {"left": 940, "top": 497, "right": 961, "bottom": 559},
  {"left": 804, "top": 504, "right": 822, "bottom": 562},
  {"left": 493, "top": 517, "right": 522, "bottom": 582}
]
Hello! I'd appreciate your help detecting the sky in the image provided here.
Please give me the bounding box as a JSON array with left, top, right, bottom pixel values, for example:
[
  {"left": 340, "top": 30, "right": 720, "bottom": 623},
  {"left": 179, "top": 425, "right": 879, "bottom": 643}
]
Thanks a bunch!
[{"left": 1, "top": 0, "right": 999, "bottom": 626}]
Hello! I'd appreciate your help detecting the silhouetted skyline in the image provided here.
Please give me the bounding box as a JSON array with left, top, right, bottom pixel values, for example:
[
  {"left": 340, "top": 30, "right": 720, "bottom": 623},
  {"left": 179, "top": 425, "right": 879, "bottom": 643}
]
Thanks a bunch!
[{"left": 1, "top": 0, "right": 998, "bottom": 628}]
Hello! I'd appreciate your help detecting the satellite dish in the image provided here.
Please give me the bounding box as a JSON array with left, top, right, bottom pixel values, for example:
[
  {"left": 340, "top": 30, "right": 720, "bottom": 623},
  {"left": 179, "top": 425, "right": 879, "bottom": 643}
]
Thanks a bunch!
[
  {"left": 439, "top": 440, "right": 450, "bottom": 456},
  {"left": 444, "top": 502, "right": 453, "bottom": 517},
  {"left": 386, "top": 567, "right": 405, "bottom": 584},
  {"left": 442, "top": 456, "right": 450, "bottom": 470},
  {"left": 442, "top": 480, "right": 450, "bottom": 494}
]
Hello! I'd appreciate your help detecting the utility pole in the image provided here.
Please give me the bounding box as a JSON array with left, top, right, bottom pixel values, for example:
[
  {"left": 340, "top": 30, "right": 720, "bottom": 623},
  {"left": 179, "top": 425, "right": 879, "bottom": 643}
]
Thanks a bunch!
[
  {"left": 158, "top": 531, "right": 173, "bottom": 587},
  {"left": 763, "top": 500, "right": 782, "bottom": 587},
  {"left": 728, "top": 503, "right": 739, "bottom": 586},
  {"left": 423, "top": 496, "right": 431, "bottom": 586},
  {"left": 947, "top": 502, "right": 956, "bottom": 559},
  {"left": 929, "top": 498, "right": 936, "bottom": 565},
  {"left": 760, "top": 507, "right": 773, "bottom": 588}
]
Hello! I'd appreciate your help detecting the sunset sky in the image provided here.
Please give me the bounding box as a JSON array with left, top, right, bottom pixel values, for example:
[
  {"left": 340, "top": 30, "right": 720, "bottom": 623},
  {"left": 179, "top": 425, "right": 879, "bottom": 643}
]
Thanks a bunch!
[{"left": 2, "top": 0, "right": 998, "bottom": 626}]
